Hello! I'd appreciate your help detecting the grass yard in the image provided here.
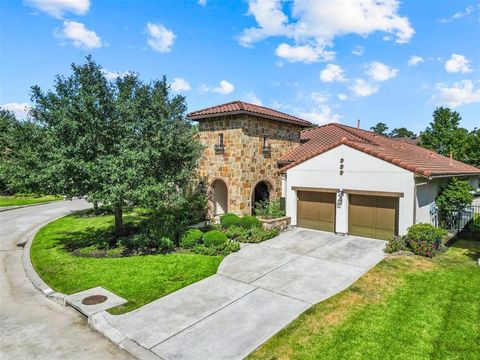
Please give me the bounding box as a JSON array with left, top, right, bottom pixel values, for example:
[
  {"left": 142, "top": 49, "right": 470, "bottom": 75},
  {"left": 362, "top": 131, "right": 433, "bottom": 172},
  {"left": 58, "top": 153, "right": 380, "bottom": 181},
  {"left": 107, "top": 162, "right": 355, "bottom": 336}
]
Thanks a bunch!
[
  {"left": 250, "top": 240, "right": 480, "bottom": 360},
  {"left": 0, "top": 195, "right": 63, "bottom": 207},
  {"left": 30, "top": 211, "right": 222, "bottom": 314}
]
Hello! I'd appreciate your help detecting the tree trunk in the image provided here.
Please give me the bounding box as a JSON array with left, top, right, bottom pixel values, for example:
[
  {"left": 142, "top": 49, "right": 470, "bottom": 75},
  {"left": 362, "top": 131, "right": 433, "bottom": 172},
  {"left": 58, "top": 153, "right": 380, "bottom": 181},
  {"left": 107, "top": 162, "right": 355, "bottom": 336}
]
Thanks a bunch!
[
  {"left": 93, "top": 200, "right": 99, "bottom": 215},
  {"left": 114, "top": 204, "right": 125, "bottom": 237}
]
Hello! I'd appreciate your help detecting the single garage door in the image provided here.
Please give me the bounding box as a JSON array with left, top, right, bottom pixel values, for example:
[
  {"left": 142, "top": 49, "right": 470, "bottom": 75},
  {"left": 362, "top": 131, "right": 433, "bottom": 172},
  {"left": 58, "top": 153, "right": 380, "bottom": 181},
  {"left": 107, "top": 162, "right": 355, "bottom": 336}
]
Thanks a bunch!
[
  {"left": 348, "top": 194, "right": 398, "bottom": 240},
  {"left": 297, "top": 191, "right": 335, "bottom": 232}
]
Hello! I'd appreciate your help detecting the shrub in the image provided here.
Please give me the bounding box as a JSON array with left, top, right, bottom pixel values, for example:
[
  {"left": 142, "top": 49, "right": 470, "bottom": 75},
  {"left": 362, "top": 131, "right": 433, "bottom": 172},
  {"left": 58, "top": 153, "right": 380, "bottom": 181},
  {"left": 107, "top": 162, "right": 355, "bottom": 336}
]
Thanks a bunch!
[
  {"left": 405, "top": 223, "right": 447, "bottom": 257},
  {"left": 203, "top": 230, "right": 228, "bottom": 247},
  {"left": 224, "top": 225, "right": 248, "bottom": 239},
  {"left": 121, "top": 233, "right": 174, "bottom": 254},
  {"left": 254, "top": 199, "right": 285, "bottom": 219},
  {"left": 239, "top": 215, "right": 262, "bottom": 229},
  {"left": 180, "top": 229, "right": 204, "bottom": 249},
  {"left": 239, "top": 227, "right": 279, "bottom": 243},
  {"left": 192, "top": 240, "right": 240, "bottom": 256},
  {"left": 220, "top": 213, "right": 241, "bottom": 228},
  {"left": 385, "top": 236, "right": 409, "bottom": 253}
]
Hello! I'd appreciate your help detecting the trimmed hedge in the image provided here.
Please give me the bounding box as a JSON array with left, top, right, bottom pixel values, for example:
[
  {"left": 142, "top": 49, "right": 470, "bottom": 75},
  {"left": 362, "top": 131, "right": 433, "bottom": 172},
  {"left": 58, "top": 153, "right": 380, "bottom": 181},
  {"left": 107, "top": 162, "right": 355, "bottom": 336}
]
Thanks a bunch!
[
  {"left": 239, "top": 215, "right": 262, "bottom": 229},
  {"left": 203, "top": 230, "right": 228, "bottom": 247},
  {"left": 180, "top": 229, "right": 204, "bottom": 249},
  {"left": 220, "top": 213, "right": 241, "bottom": 228}
]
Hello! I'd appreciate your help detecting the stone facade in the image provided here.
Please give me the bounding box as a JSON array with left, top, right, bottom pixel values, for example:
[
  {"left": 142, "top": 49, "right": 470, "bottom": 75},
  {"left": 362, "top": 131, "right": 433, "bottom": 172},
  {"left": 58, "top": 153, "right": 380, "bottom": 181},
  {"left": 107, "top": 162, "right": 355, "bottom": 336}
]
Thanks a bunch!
[{"left": 197, "top": 114, "right": 302, "bottom": 217}]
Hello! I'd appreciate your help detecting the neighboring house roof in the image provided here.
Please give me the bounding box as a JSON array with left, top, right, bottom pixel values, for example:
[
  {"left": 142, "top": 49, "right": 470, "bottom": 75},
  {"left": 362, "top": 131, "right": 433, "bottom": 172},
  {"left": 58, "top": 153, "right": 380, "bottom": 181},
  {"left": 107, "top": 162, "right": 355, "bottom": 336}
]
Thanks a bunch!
[
  {"left": 187, "top": 100, "right": 313, "bottom": 127},
  {"left": 278, "top": 123, "right": 480, "bottom": 178}
]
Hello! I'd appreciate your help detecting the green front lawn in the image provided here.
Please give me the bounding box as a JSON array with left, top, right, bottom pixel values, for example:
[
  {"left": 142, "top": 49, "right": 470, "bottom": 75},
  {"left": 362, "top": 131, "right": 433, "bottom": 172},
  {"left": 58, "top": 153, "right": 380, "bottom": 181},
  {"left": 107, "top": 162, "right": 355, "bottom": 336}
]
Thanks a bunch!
[
  {"left": 250, "top": 240, "right": 480, "bottom": 360},
  {"left": 0, "top": 195, "right": 63, "bottom": 207},
  {"left": 30, "top": 211, "right": 222, "bottom": 314}
]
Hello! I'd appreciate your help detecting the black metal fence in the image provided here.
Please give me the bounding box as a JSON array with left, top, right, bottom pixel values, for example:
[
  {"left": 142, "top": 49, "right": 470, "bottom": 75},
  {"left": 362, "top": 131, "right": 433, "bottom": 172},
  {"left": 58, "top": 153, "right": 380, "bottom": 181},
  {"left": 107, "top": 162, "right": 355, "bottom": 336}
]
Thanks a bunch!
[{"left": 436, "top": 205, "right": 480, "bottom": 240}]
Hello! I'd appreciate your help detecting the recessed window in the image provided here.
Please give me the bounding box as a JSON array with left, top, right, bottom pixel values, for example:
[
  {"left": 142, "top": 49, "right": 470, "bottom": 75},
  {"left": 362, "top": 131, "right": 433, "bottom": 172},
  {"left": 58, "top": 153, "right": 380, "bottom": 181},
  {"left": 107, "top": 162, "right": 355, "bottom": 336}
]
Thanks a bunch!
[
  {"left": 214, "top": 133, "right": 225, "bottom": 153},
  {"left": 262, "top": 136, "right": 271, "bottom": 157},
  {"left": 263, "top": 136, "right": 269, "bottom": 148}
]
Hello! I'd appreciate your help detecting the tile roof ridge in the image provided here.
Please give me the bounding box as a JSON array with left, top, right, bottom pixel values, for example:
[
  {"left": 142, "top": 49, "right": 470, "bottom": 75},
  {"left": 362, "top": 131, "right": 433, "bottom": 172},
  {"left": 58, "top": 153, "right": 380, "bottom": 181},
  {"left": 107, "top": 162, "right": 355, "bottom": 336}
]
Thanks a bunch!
[{"left": 333, "top": 123, "right": 377, "bottom": 144}]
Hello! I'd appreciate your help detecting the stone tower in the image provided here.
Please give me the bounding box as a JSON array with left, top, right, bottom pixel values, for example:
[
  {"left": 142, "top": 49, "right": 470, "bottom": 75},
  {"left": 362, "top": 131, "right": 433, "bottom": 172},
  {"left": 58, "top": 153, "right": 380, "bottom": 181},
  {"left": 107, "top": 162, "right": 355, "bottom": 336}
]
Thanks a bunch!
[{"left": 187, "top": 101, "right": 312, "bottom": 217}]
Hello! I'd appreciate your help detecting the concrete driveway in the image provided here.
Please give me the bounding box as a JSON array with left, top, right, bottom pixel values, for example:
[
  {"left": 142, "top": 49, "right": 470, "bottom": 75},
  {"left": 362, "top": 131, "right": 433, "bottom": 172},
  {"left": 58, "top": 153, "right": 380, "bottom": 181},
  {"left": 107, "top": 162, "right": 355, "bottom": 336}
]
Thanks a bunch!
[
  {"left": 0, "top": 200, "right": 132, "bottom": 360},
  {"left": 104, "top": 228, "right": 386, "bottom": 360}
]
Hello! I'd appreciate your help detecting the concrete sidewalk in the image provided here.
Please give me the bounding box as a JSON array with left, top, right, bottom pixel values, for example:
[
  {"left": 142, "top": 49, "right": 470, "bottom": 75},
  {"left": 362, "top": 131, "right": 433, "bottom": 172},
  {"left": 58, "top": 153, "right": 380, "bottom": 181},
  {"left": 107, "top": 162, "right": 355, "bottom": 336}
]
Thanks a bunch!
[{"left": 99, "top": 229, "right": 386, "bottom": 360}]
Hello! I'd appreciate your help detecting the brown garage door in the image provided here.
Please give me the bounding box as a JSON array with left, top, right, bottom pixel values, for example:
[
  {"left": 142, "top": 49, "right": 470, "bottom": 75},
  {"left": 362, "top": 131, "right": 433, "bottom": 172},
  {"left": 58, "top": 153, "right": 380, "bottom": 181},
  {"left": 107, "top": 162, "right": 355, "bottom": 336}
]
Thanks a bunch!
[
  {"left": 348, "top": 194, "right": 398, "bottom": 240},
  {"left": 297, "top": 191, "right": 335, "bottom": 232}
]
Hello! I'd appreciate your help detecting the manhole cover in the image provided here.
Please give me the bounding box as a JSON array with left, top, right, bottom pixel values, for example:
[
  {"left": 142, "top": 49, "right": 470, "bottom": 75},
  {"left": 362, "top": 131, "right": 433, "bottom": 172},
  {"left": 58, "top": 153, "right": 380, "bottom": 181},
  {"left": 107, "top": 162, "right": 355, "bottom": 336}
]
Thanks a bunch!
[{"left": 82, "top": 295, "right": 107, "bottom": 305}]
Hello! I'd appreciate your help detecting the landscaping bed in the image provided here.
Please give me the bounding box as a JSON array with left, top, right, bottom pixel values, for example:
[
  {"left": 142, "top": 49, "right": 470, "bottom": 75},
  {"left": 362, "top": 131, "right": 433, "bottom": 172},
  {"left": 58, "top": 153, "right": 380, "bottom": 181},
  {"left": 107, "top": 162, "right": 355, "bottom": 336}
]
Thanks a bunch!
[
  {"left": 0, "top": 195, "right": 63, "bottom": 207},
  {"left": 249, "top": 239, "right": 480, "bottom": 359},
  {"left": 30, "top": 210, "right": 224, "bottom": 314}
]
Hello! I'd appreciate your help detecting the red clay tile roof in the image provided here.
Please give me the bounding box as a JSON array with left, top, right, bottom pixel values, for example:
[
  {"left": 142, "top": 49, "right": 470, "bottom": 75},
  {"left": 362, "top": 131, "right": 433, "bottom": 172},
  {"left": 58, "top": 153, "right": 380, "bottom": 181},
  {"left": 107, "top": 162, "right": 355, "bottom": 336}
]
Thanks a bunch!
[
  {"left": 187, "top": 100, "right": 312, "bottom": 127},
  {"left": 278, "top": 123, "right": 480, "bottom": 177}
]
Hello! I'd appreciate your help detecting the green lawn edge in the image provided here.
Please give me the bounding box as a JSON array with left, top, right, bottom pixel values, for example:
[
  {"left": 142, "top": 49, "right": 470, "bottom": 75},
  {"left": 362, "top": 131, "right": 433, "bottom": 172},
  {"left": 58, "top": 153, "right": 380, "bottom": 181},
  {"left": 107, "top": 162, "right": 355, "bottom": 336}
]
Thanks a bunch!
[
  {"left": 30, "top": 211, "right": 222, "bottom": 314},
  {"left": 249, "top": 240, "right": 480, "bottom": 360},
  {"left": 0, "top": 195, "right": 63, "bottom": 207}
]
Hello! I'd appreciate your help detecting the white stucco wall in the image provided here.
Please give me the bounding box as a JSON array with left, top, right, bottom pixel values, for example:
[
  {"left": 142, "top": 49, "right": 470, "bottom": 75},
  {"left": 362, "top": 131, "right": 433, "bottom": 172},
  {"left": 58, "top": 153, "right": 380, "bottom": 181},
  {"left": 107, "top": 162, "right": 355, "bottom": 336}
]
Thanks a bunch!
[
  {"left": 416, "top": 175, "right": 480, "bottom": 225},
  {"left": 285, "top": 144, "right": 415, "bottom": 236}
]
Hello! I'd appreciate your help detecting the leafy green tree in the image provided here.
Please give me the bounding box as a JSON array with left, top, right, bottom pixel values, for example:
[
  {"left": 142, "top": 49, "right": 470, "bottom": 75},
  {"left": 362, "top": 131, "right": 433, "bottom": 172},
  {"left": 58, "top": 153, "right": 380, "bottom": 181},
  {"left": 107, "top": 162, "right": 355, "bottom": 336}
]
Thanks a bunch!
[
  {"left": 463, "top": 128, "right": 480, "bottom": 168},
  {"left": 370, "top": 122, "right": 389, "bottom": 136},
  {"left": 29, "top": 56, "right": 203, "bottom": 236},
  {"left": 421, "top": 107, "right": 469, "bottom": 158},
  {"left": 0, "top": 109, "right": 53, "bottom": 195},
  {"left": 436, "top": 178, "right": 473, "bottom": 227},
  {"left": 389, "top": 127, "right": 416, "bottom": 138}
]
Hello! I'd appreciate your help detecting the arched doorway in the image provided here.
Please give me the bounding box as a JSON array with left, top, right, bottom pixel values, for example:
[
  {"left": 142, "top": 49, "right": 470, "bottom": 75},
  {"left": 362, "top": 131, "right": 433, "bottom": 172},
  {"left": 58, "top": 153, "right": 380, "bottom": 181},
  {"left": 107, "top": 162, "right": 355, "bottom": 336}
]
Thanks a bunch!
[
  {"left": 211, "top": 179, "right": 228, "bottom": 216},
  {"left": 252, "top": 181, "right": 271, "bottom": 214}
]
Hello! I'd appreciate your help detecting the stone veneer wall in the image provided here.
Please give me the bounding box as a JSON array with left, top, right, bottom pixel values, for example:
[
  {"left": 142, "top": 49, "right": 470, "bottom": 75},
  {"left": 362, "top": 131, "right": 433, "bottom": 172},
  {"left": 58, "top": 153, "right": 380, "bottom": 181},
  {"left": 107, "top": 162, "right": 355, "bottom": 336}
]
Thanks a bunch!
[{"left": 197, "top": 114, "right": 302, "bottom": 216}]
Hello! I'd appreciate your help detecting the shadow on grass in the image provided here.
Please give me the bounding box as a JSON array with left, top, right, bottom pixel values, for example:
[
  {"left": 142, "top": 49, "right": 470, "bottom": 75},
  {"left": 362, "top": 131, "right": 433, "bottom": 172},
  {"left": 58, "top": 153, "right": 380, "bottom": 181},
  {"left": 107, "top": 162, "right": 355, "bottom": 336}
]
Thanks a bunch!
[{"left": 443, "top": 237, "right": 480, "bottom": 263}]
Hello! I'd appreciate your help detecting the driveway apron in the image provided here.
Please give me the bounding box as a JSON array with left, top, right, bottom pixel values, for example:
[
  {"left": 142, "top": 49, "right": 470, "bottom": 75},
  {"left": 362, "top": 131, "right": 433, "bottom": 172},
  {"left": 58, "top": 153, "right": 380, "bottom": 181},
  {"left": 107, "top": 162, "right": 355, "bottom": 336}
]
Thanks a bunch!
[{"left": 105, "top": 228, "right": 386, "bottom": 360}]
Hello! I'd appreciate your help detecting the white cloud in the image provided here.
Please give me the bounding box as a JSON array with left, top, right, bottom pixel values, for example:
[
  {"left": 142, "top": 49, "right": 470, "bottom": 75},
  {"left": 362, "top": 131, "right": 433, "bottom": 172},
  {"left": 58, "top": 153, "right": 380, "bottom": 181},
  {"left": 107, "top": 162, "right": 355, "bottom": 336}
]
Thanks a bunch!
[
  {"left": 171, "top": 77, "right": 191, "bottom": 92},
  {"left": 407, "top": 55, "right": 424, "bottom": 66},
  {"left": 444, "top": 54, "right": 472, "bottom": 73},
  {"left": 210, "top": 80, "right": 235, "bottom": 95},
  {"left": 433, "top": 80, "right": 480, "bottom": 108},
  {"left": 350, "top": 78, "right": 378, "bottom": 97},
  {"left": 25, "top": 0, "right": 90, "bottom": 18},
  {"left": 338, "top": 93, "right": 348, "bottom": 100},
  {"left": 320, "top": 64, "right": 346, "bottom": 82},
  {"left": 238, "top": 0, "right": 291, "bottom": 47},
  {"left": 298, "top": 92, "right": 341, "bottom": 124},
  {"left": 102, "top": 69, "right": 128, "bottom": 81},
  {"left": 244, "top": 92, "right": 262, "bottom": 105},
  {"left": 198, "top": 0, "right": 207, "bottom": 6},
  {"left": 57, "top": 20, "right": 102, "bottom": 48},
  {"left": 366, "top": 61, "right": 398, "bottom": 81},
  {"left": 275, "top": 43, "right": 334, "bottom": 63},
  {"left": 352, "top": 45, "right": 364, "bottom": 56},
  {"left": 439, "top": 5, "right": 474, "bottom": 23},
  {"left": 146, "top": 23, "right": 175, "bottom": 53},
  {"left": 1, "top": 102, "right": 31, "bottom": 119},
  {"left": 239, "top": 0, "right": 414, "bottom": 63}
]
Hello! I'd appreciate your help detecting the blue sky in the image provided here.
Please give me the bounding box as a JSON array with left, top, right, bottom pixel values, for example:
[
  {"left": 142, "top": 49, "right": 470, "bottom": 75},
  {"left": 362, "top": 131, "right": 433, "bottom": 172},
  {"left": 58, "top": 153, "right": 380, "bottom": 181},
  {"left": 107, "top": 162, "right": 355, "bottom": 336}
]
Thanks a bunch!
[{"left": 1, "top": 0, "right": 479, "bottom": 133}]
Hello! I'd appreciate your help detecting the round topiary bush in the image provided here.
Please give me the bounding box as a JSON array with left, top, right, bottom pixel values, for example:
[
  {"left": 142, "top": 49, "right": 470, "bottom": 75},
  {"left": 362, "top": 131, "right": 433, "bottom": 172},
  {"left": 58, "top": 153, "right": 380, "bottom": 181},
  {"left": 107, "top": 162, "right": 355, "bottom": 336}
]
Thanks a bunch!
[
  {"left": 203, "top": 230, "right": 228, "bottom": 247},
  {"left": 220, "top": 213, "right": 241, "bottom": 228},
  {"left": 180, "top": 228, "right": 204, "bottom": 249},
  {"left": 239, "top": 215, "right": 262, "bottom": 229}
]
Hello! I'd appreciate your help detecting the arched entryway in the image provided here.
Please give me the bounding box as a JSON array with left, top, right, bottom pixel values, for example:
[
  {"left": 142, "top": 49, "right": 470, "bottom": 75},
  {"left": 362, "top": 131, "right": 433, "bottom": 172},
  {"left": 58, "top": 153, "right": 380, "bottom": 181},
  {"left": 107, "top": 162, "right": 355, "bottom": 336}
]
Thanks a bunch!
[
  {"left": 252, "top": 180, "right": 271, "bottom": 214},
  {"left": 211, "top": 179, "right": 228, "bottom": 216}
]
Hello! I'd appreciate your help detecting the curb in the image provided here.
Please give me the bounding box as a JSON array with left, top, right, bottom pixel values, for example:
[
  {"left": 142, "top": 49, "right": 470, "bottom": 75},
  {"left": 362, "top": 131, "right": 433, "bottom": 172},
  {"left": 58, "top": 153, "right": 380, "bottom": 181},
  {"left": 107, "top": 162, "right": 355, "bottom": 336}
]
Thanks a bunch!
[
  {"left": 90, "top": 312, "right": 162, "bottom": 360},
  {"left": 21, "top": 209, "right": 154, "bottom": 360},
  {"left": 21, "top": 217, "right": 69, "bottom": 305}
]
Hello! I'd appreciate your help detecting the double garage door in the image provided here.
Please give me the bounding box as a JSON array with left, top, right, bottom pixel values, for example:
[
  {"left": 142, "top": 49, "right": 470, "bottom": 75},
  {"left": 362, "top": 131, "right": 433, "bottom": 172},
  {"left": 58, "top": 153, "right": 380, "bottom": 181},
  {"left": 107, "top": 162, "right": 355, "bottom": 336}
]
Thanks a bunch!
[{"left": 297, "top": 191, "right": 398, "bottom": 240}]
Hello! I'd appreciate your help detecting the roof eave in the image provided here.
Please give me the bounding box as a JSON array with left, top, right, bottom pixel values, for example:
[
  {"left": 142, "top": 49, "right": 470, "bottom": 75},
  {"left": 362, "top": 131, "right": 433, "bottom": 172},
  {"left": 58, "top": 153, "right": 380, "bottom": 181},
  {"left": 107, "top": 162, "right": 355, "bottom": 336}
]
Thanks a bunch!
[{"left": 187, "top": 110, "right": 312, "bottom": 127}]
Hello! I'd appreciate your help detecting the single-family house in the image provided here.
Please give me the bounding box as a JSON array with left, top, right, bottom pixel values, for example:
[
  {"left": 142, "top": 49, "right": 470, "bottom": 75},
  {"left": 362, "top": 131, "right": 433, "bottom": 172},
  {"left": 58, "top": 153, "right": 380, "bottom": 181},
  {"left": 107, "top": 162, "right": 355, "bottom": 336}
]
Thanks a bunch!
[{"left": 187, "top": 101, "right": 480, "bottom": 240}]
